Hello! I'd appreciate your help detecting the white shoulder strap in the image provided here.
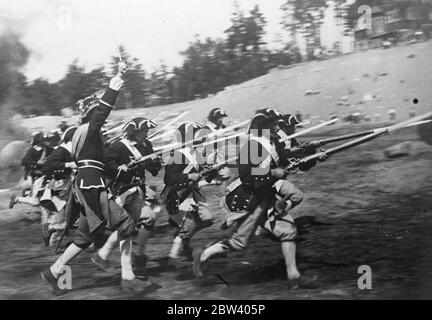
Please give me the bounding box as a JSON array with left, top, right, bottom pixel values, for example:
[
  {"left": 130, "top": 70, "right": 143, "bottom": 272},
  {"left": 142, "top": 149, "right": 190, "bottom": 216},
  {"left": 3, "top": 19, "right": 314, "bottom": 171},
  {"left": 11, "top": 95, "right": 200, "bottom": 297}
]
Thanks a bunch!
[
  {"left": 71, "top": 123, "right": 89, "bottom": 160},
  {"left": 179, "top": 148, "right": 198, "bottom": 174},
  {"left": 277, "top": 131, "right": 292, "bottom": 149},
  {"left": 120, "top": 139, "right": 143, "bottom": 160},
  {"left": 227, "top": 177, "right": 242, "bottom": 192},
  {"left": 250, "top": 136, "right": 279, "bottom": 165},
  {"left": 206, "top": 122, "right": 218, "bottom": 133}
]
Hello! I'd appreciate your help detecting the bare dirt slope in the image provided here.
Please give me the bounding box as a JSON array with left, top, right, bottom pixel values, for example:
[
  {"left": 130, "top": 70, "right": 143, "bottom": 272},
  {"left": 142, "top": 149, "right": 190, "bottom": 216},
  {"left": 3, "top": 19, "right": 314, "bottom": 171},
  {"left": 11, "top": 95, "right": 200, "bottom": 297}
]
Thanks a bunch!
[{"left": 0, "top": 125, "right": 431, "bottom": 300}]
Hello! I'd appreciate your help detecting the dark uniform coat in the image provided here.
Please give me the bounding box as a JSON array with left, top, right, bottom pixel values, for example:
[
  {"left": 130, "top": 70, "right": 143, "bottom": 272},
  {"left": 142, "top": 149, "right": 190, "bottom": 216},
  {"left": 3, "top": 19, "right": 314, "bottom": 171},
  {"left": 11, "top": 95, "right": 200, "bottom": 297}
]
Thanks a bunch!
[
  {"left": 71, "top": 87, "right": 120, "bottom": 235},
  {"left": 73, "top": 87, "right": 119, "bottom": 190},
  {"left": 161, "top": 148, "right": 213, "bottom": 215},
  {"left": 42, "top": 145, "right": 74, "bottom": 180},
  {"left": 22, "top": 145, "right": 46, "bottom": 179},
  {"left": 104, "top": 139, "right": 161, "bottom": 196}
]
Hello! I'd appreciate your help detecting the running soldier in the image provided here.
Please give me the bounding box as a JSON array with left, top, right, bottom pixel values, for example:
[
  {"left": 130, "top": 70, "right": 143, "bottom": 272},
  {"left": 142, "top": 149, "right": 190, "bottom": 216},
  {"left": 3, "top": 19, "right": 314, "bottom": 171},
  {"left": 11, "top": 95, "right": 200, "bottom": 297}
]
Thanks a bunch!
[
  {"left": 39, "top": 126, "right": 78, "bottom": 247},
  {"left": 161, "top": 122, "right": 217, "bottom": 262},
  {"left": 97, "top": 117, "right": 161, "bottom": 276},
  {"left": 41, "top": 62, "right": 154, "bottom": 294},
  {"left": 193, "top": 110, "right": 328, "bottom": 286},
  {"left": 9, "top": 132, "right": 49, "bottom": 209}
]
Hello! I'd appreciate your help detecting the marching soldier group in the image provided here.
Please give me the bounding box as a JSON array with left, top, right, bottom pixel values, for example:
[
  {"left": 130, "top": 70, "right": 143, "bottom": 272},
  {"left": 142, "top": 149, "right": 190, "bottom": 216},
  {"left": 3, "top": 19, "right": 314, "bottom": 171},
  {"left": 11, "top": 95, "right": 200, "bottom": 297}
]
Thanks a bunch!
[{"left": 10, "top": 62, "right": 331, "bottom": 295}]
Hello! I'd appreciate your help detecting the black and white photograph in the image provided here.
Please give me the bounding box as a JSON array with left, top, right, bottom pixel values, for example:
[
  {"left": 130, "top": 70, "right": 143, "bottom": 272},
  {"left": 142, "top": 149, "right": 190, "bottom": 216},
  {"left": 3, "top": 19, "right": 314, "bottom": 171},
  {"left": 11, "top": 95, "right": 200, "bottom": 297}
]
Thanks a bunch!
[{"left": 0, "top": 0, "right": 432, "bottom": 303}]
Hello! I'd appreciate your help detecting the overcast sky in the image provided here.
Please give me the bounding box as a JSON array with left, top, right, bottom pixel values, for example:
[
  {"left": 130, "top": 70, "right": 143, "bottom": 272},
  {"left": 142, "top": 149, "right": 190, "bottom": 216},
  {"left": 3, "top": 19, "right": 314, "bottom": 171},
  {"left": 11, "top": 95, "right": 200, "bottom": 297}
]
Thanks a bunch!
[
  {"left": 0, "top": 0, "right": 296, "bottom": 82},
  {"left": 0, "top": 0, "right": 354, "bottom": 83}
]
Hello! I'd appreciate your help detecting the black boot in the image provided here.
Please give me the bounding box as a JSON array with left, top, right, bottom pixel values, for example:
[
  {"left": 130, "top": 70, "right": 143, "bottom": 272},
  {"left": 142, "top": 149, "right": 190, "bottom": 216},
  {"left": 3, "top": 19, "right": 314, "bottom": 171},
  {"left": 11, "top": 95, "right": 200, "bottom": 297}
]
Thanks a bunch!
[
  {"left": 91, "top": 253, "right": 117, "bottom": 275},
  {"left": 133, "top": 254, "right": 149, "bottom": 279},
  {"left": 287, "top": 274, "right": 318, "bottom": 290},
  {"left": 120, "top": 278, "right": 157, "bottom": 294},
  {"left": 182, "top": 241, "right": 194, "bottom": 261}
]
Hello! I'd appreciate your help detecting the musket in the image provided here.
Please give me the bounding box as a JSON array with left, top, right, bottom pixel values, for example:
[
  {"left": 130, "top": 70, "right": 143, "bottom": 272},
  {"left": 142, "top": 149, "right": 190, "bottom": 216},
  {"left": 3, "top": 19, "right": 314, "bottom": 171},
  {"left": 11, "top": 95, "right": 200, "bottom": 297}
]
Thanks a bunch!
[
  {"left": 177, "top": 156, "right": 239, "bottom": 199},
  {"left": 153, "top": 131, "right": 245, "bottom": 151},
  {"left": 148, "top": 128, "right": 176, "bottom": 142},
  {"left": 128, "top": 131, "right": 245, "bottom": 170},
  {"left": 105, "top": 110, "right": 183, "bottom": 145},
  {"left": 210, "top": 120, "right": 249, "bottom": 135},
  {"left": 128, "top": 117, "right": 343, "bottom": 169},
  {"left": 279, "top": 118, "right": 339, "bottom": 143},
  {"left": 304, "top": 119, "right": 432, "bottom": 148},
  {"left": 306, "top": 130, "right": 376, "bottom": 148},
  {"left": 159, "top": 118, "right": 338, "bottom": 154},
  {"left": 197, "top": 156, "right": 238, "bottom": 179},
  {"left": 283, "top": 112, "right": 432, "bottom": 173},
  {"left": 175, "top": 119, "right": 343, "bottom": 172},
  {"left": 174, "top": 120, "right": 338, "bottom": 172},
  {"left": 103, "top": 122, "right": 124, "bottom": 136},
  {"left": 148, "top": 110, "right": 190, "bottom": 141},
  {"left": 151, "top": 119, "right": 249, "bottom": 144},
  {"left": 163, "top": 155, "right": 239, "bottom": 206}
]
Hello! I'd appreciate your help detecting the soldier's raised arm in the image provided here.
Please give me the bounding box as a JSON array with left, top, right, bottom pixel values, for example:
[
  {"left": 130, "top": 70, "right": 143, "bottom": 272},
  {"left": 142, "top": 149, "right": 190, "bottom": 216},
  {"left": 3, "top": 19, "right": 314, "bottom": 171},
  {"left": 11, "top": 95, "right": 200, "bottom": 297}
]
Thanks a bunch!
[{"left": 88, "top": 61, "right": 128, "bottom": 133}]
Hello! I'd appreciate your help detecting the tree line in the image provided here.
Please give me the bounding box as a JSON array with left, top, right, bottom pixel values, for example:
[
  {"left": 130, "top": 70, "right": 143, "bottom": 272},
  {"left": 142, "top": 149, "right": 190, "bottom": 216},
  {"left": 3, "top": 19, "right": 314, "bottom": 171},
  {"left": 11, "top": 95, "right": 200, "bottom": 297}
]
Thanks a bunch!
[{"left": 1, "top": 0, "right": 430, "bottom": 116}]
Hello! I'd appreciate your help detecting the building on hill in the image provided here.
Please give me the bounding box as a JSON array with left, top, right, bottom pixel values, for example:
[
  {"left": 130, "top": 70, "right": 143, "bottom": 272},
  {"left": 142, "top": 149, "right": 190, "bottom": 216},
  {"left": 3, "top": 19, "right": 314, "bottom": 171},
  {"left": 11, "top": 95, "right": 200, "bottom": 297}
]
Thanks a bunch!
[{"left": 354, "top": 0, "right": 432, "bottom": 50}]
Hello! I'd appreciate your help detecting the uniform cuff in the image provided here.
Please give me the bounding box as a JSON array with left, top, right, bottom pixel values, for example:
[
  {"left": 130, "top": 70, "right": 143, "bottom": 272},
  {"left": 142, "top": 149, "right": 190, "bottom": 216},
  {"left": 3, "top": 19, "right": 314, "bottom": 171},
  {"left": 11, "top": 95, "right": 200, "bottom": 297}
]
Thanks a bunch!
[{"left": 100, "top": 88, "right": 119, "bottom": 108}]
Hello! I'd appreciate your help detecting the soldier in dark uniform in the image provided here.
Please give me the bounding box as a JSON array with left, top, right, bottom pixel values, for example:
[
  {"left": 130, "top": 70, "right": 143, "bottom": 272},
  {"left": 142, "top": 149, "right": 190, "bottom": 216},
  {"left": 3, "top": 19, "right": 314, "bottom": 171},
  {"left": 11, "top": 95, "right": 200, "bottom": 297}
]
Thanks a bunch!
[
  {"left": 22, "top": 132, "right": 48, "bottom": 179},
  {"left": 161, "top": 121, "right": 217, "bottom": 262},
  {"left": 41, "top": 62, "right": 155, "bottom": 294},
  {"left": 39, "top": 126, "right": 78, "bottom": 247},
  {"left": 193, "top": 110, "right": 328, "bottom": 286},
  {"left": 9, "top": 132, "right": 49, "bottom": 208},
  {"left": 94, "top": 117, "right": 161, "bottom": 276}
]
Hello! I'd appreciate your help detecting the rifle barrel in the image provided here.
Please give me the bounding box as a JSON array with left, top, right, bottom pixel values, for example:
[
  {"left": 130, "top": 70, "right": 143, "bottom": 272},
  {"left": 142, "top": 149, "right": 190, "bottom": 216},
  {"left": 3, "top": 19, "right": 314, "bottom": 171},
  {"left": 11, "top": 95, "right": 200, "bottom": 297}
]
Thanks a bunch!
[
  {"left": 281, "top": 118, "right": 339, "bottom": 143},
  {"left": 287, "top": 129, "right": 388, "bottom": 171},
  {"left": 312, "top": 130, "right": 374, "bottom": 146},
  {"left": 148, "top": 110, "right": 190, "bottom": 140},
  {"left": 322, "top": 130, "right": 386, "bottom": 156}
]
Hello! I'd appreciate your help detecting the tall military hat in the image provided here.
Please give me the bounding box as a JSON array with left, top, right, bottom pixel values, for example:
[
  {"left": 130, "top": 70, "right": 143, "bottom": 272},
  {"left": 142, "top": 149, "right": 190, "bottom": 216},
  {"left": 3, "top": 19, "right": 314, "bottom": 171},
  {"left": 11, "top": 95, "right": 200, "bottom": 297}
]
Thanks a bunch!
[
  {"left": 77, "top": 89, "right": 105, "bottom": 121},
  {"left": 247, "top": 107, "right": 283, "bottom": 133},
  {"left": 247, "top": 112, "right": 274, "bottom": 134},
  {"left": 284, "top": 113, "right": 300, "bottom": 126},
  {"left": 255, "top": 108, "right": 284, "bottom": 121},
  {"left": 176, "top": 121, "right": 204, "bottom": 143},
  {"left": 31, "top": 131, "right": 45, "bottom": 146},
  {"left": 122, "top": 117, "right": 157, "bottom": 133}
]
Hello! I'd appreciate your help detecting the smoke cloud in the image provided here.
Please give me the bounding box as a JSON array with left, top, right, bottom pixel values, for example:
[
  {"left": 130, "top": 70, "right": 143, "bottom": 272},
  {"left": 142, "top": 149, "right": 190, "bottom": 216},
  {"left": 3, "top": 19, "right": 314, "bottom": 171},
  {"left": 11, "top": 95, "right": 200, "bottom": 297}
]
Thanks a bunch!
[{"left": 0, "top": 24, "right": 31, "bottom": 142}]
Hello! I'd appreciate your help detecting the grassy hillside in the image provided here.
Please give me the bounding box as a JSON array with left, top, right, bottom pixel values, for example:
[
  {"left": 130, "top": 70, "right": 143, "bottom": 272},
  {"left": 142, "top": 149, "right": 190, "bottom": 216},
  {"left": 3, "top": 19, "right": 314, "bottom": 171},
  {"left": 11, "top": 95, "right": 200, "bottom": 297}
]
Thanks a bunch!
[
  {"left": 113, "top": 41, "right": 432, "bottom": 124},
  {"left": 18, "top": 41, "right": 432, "bottom": 134}
]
